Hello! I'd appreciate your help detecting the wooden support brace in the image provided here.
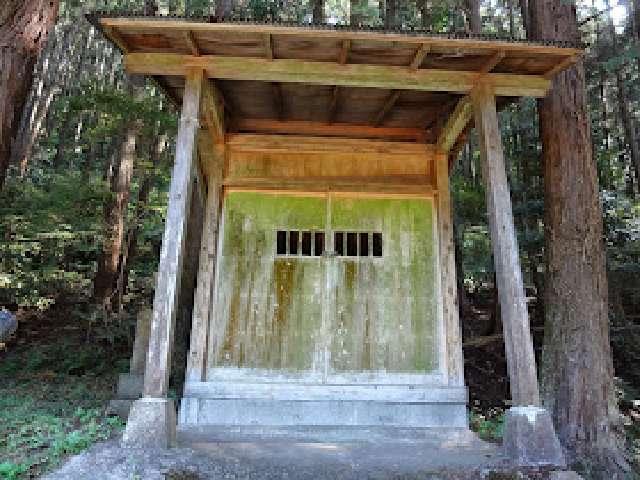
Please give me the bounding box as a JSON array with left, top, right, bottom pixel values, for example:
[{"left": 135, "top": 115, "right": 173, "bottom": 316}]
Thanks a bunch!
[
  {"left": 142, "top": 68, "right": 204, "bottom": 398},
  {"left": 436, "top": 96, "right": 473, "bottom": 152},
  {"left": 471, "top": 82, "right": 541, "bottom": 407},
  {"left": 479, "top": 50, "right": 506, "bottom": 73}
]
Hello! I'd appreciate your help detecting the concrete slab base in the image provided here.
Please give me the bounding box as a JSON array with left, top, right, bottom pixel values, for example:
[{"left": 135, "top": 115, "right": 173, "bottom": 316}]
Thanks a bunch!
[
  {"left": 122, "top": 398, "right": 177, "bottom": 448},
  {"left": 503, "top": 406, "right": 566, "bottom": 467},
  {"left": 179, "top": 381, "right": 469, "bottom": 429}
]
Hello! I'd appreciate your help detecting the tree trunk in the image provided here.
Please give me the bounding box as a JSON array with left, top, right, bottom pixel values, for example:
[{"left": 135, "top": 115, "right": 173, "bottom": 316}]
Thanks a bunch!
[
  {"left": 114, "top": 132, "right": 167, "bottom": 312},
  {"left": 93, "top": 77, "right": 144, "bottom": 311},
  {"left": 312, "top": 0, "right": 324, "bottom": 23},
  {"left": 527, "top": 0, "right": 625, "bottom": 468},
  {"left": 0, "top": 0, "right": 60, "bottom": 190},
  {"left": 215, "top": 0, "right": 234, "bottom": 18},
  {"left": 464, "top": 0, "right": 481, "bottom": 33}
]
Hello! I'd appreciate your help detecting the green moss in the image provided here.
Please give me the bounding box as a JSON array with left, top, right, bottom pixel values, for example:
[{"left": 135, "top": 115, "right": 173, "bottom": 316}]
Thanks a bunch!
[{"left": 213, "top": 192, "right": 439, "bottom": 375}]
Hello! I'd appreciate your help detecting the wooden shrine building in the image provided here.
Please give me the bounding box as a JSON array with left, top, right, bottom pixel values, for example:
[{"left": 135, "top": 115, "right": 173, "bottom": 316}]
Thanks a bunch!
[{"left": 94, "top": 13, "right": 580, "bottom": 464}]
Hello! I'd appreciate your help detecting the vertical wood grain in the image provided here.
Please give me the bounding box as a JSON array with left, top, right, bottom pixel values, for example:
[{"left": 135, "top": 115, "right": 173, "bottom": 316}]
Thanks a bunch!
[
  {"left": 471, "top": 82, "right": 540, "bottom": 406},
  {"left": 143, "top": 68, "right": 204, "bottom": 397}
]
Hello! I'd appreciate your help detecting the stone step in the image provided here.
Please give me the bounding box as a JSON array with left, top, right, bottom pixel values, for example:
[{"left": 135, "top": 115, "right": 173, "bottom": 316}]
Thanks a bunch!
[
  {"left": 183, "top": 380, "right": 467, "bottom": 403},
  {"left": 177, "top": 425, "right": 484, "bottom": 445}
]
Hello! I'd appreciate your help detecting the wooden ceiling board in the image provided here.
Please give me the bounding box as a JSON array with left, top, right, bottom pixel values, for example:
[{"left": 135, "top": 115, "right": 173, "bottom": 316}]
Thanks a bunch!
[
  {"left": 334, "top": 88, "right": 393, "bottom": 124},
  {"left": 194, "top": 32, "right": 266, "bottom": 57},
  {"left": 274, "top": 36, "right": 344, "bottom": 62},
  {"left": 281, "top": 84, "right": 334, "bottom": 122},
  {"left": 347, "top": 40, "right": 417, "bottom": 66},
  {"left": 220, "top": 80, "right": 277, "bottom": 118}
]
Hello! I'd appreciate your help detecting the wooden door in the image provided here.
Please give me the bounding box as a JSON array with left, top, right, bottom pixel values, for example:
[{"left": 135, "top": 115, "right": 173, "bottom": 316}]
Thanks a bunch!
[{"left": 207, "top": 191, "right": 439, "bottom": 383}]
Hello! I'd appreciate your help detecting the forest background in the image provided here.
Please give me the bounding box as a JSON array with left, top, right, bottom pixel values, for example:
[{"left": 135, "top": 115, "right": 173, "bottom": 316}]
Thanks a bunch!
[{"left": 0, "top": 0, "right": 639, "bottom": 478}]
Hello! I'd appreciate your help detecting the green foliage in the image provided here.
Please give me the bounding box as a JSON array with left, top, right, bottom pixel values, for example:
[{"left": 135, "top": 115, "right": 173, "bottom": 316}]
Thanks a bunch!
[
  {"left": 469, "top": 410, "right": 505, "bottom": 442},
  {"left": 0, "top": 338, "right": 126, "bottom": 480},
  {"left": 0, "top": 173, "right": 107, "bottom": 308}
]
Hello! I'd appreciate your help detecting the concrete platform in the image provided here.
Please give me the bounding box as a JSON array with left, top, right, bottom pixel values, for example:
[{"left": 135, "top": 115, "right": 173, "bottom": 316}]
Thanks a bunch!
[{"left": 178, "top": 425, "right": 506, "bottom": 474}]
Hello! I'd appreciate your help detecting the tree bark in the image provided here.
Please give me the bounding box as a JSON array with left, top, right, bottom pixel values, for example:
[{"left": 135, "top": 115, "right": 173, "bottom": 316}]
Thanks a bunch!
[
  {"left": 464, "top": 0, "right": 481, "bottom": 33},
  {"left": 527, "top": 0, "right": 625, "bottom": 468},
  {"left": 0, "top": 0, "right": 60, "bottom": 190},
  {"left": 312, "top": 0, "right": 324, "bottom": 23}
]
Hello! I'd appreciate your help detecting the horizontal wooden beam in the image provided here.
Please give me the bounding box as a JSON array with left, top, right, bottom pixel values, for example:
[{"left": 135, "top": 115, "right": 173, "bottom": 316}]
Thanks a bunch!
[
  {"left": 235, "top": 118, "right": 427, "bottom": 141},
  {"left": 101, "top": 18, "right": 583, "bottom": 57},
  {"left": 124, "top": 53, "right": 552, "bottom": 97},
  {"left": 436, "top": 96, "right": 473, "bottom": 152},
  {"left": 223, "top": 177, "right": 435, "bottom": 196},
  {"left": 226, "top": 133, "right": 433, "bottom": 155}
]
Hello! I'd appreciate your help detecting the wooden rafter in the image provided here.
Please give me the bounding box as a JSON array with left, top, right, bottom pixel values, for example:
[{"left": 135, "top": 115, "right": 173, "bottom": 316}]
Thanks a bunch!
[
  {"left": 338, "top": 39, "right": 351, "bottom": 65},
  {"left": 184, "top": 31, "right": 201, "bottom": 56},
  {"left": 328, "top": 40, "right": 351, "bottom": 125},
  {"left": 372, "top": 91, "right": 401, "bottom": 126},
  {"left": 262, "top": 34, "right": 284, "bottom": 120},
  {"left": 409, "top": 43, "right": 431, "bottom": 70},
  {"left": 263, "top": 33, "right": 274, "bottom": 60},
  {"left": 235, "top": 118, "right": 427, "bottom": 141},
  {"left": 371, "top": 45, "right": 432, "bottom": 126},
  {"left": 479, "top": 50, "right": 505, "bottom": 73}
]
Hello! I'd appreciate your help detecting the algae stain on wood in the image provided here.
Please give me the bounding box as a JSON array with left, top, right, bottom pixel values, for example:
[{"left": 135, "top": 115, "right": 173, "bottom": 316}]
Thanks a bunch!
[{"left": 209, "top": 191, "right": 438, "bottom": 377}]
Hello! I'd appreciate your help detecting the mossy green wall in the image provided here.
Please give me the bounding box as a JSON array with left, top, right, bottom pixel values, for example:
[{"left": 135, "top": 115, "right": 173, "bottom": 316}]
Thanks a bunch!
[{"left": 209, "top": 192, "right": 438, "bottom": 375}]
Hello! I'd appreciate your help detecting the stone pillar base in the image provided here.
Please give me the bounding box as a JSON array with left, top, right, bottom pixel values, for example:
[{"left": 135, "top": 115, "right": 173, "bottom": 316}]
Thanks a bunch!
[
  {"left": 122, "top": 398, "right": 177, "bottom": 448},
  {"left": 503, "top": 406, "right": 566, "bottom": 467}
]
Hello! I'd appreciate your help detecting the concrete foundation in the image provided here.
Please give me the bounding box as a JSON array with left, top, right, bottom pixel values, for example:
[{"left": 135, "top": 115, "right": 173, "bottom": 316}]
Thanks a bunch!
[
  {"left": 503, "top": 406, "right": 565, "bottom": 467},
  {"left": 107, "top": 310, "right": 151, "bottom": 419},
  {"left": 122, "top": 398, "right": 177, "bottom": 448},
  {"left": 179, "top": 381, "right": 468, "bottom": 429}
]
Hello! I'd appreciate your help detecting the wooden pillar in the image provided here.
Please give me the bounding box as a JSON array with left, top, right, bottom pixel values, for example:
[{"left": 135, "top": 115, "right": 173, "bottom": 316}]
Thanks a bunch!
[
  {"left": 142, "top": 68, "right": 204, "bottom": 398},
  {"left": 435, "top": 151, "right": 465, "bottom": 386},
  {"left": 185, "top": 133, "right": 224, "bottom": 382},
  {"left": 471, "top": 83, "right": 540, "bottom": 406}
]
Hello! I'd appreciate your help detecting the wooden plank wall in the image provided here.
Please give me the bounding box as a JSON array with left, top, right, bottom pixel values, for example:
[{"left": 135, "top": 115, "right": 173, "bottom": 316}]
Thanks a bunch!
[{"left": 219, "top": 135, "right": 437, "bottom": 194}]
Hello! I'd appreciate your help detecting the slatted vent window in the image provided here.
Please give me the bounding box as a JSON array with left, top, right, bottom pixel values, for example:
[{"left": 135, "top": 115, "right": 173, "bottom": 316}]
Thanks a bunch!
[
  {"left": 277, "top": 230, "right": 324, "bottom": 257},
  {"left": 334, "top": 232, "right": 383, "bottom": 258}
]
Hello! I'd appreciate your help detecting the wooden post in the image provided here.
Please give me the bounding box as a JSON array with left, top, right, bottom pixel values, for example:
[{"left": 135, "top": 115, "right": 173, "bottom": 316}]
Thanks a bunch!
[
  {"left": 435, "top": 151, "right": 465, "bottom": 387},
  {"left": 471, "top": 83, "right": 540, "bottom": 406},
  {"left": 142, "top": 68, "right": 204, "bottom": 398},
  {"left": 185, "top": 133, "right": 224, "bottom": 382}
]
